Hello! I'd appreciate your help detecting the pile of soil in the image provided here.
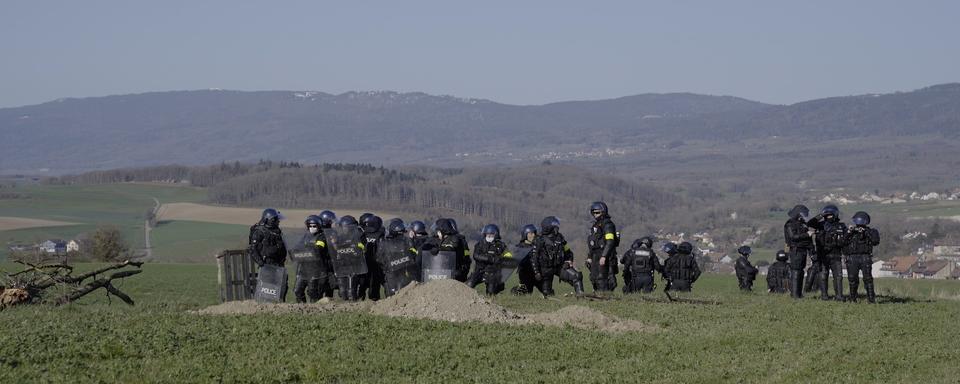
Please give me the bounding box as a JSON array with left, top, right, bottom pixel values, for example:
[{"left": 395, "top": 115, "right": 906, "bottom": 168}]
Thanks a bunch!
[
  {"left": 194, "top": 280, "right": 653, "bottom": 333},
  {"left": 369, "top": 280, "right": 521, "bottom": 323}
]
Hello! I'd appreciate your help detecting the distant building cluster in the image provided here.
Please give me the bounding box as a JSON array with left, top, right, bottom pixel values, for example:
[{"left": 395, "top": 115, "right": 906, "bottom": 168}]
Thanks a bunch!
[
  {"left": 7, "top": 238, "right": 81, "bottom": 255},
  {"left": 819, "top": 188, "right": 960, "bottom": 205}
]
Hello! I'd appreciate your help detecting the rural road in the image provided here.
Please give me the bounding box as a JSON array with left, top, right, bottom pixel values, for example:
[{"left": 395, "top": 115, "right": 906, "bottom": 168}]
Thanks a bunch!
[{"left": 135, "top": 197, "right": 160, "bottom": 262}]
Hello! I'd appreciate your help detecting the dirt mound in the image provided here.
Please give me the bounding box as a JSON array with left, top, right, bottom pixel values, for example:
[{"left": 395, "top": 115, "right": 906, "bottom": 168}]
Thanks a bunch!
[
  {"left": 194, "top": 280, "right": 652, "bottom": 333},
  {"left": 370, "top": 280, "right": 521, "bottom": 323},
  {"left": 192, "top": 300, "right": 364, "bottom": 315}
]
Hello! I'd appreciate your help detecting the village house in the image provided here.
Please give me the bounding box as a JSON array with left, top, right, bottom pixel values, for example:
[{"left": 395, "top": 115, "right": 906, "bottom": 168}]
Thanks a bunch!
[
  {"left": 67, "top": 239, "right": 80, "bottom": 252},
  {"left": 39, "top": 239, "right": 67, "bottom": 254},
  {"left": 911, "top": 260, "right": 955, "bottom": 279},
  {"left": 881, "top": 256, "right": 918, "bottom": 278}
]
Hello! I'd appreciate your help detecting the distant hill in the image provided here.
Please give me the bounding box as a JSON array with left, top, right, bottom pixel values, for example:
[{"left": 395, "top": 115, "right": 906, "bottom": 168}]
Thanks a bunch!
[{"left": 2, "top": 84, "right": 959, "bottom": 173}]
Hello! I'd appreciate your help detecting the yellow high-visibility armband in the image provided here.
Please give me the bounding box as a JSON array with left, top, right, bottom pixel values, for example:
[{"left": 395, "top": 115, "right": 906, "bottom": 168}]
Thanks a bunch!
[
  {"left": 357, "top": 243, "right": 366, "bottom": 250},
  {"left": 564, "top": 244, "right": 571, "bottom": 251},
  {"left": 504, "top": 252, "right": 513, "bottom": 258},
  {"left": 604, "top": 233, "right": 615, "bottom": 240},
  {"left": 316, "top": 241, "right": 326, "bottom": 248}
]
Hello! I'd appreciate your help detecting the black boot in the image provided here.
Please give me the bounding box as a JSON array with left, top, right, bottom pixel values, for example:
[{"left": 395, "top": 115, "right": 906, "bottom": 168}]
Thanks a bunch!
[
  {"left": 789, "top": 270, "right": 803, "bottom": 299},
  {"left": 865, "top": 281, "right": 876, "bottom": 304},
  {"left": 849, "top": 282, "right": 859, "bottom": 303},
  {"left": 819, "top": 276, "right": 830, "bottom": 300},
  {"left": 573, "top": 281, "right": 585, "bottom": 296}
]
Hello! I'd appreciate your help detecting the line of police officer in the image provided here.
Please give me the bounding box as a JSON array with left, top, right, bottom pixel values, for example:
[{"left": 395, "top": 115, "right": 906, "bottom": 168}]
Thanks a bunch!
[{"left": 251, "top": 201, "right": 876, "bottom": 303}]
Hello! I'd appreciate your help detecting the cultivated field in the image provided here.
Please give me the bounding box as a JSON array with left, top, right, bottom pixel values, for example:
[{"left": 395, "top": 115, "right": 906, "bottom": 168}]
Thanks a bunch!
[
  {"left": 156, "top": 202, "right": 401, "bottom": 229},
  {"left": 0, "top": 217, "right": 79, "bottom": 232},
  {"left": 1, "top": 262, "right": 958, "bottom": 383}
]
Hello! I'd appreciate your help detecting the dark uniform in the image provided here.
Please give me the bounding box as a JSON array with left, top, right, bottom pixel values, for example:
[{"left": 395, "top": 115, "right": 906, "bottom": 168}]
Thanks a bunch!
[
  {"left": 248, "top": 208, "right": 288, "bottom": 301},
  {"left": 511, "top": 224, "right": 539, "bottom": 295},
  {"left": 663, "top": 242, "right": 701, "bottom": 292},
  {"left": 468, "top": 224, "right": 509, "bottom": 295},
  {"left": 784, "top": 205, "right": 815, "bottom": 299},
  {"left": 766, "top": 250, "right": 791, "bottom": 294},
  {"left": 809, "top": 205, "right": 847, "bottom": 301},
  {"left": 620, "top": 237, "right": 661, "bottom": 294},
  {"left": 423, "top": 219, "right": 471, "bottom": 282},
  {"left": 293, "top": 215, "right": 332, "bottom": 303},
  {"left": 843, "top": 212, "right": 881, "bottom": 303},
  {"left": 734, "top": 246, "right": 758, "bottom": 292},
  {"left": 586, "top": 202, "right": 618, "bottom": 292},
  {"left": 333, "top": 216, "right": 366, "bottom": 301},
  {"left": 532, "top": 217, "right": 585, "bottom": 296},
  {"left": 359, "top": 215, "right": 385, "bottom": 301},
  {"left": 318, "top": 210, "right": 338, "bottom": 296},
  {"left": 377, "top": 219, "right": 420, "bottom": 297}
]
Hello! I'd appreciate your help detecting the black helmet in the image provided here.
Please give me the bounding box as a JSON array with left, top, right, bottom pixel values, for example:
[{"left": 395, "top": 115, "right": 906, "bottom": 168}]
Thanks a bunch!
[
  {"left": 436, "top": 218, "right": 456, "bottom": 235},
  {"left": 337, "top": 215, "right": 358, "bottom": 228},
  {"left": 788, "top": 205, "right": 810, "bottom": 220},
  {"left": 737, "top": 245, "right": 752, "bottom": 256},
  {"left": 359, "top": 213, "right": 374, "bottom": 225},
  {"left": 520, "top": 224, "right": 538, "bottom": 238},
  {"left": 589, "top": 201, "right": 609, "bottom": 216},
  {"left": 362, "top": 215, "right": 383, "bottom": 233},
  {"left": 638, "top": 236, "right": 653, "bottom": 249},
  {"left": 661, "top": 242, "right": 678, "bottom": 256},
  {"left": 540, "top": 216, "right": 560, "bottom": 235},
  {"left": 261, "top": 208, "right": 282, "bottom": 228},
  {"left": 304, "top": 215, "right": 322, "bottom": 227},
  {"left": 387, "top": 218, "right": 405, "bottom": 236},
  {"left": 482, "top": 224, "right": 500, "bottom": 238},
  {"left": 448, "top": 218, "right": 460, "bottom": 233},
  {"left": 852, "top": 211, "right": 871, "bottom": 226},
  {"left": 678, "top": 242, "right": 694, "bottom": 255},
  {"left": 821, "top": 205, "right": 840, "bottom": 218},
  {"left": 410, "top": 220, "right": 428, "bottom": 236},
  {"left": 775, "top": 250, "right": 788, "bottom": 262},
  {"left": 319, "top": 210, "right": 337, "bottom": 228}
]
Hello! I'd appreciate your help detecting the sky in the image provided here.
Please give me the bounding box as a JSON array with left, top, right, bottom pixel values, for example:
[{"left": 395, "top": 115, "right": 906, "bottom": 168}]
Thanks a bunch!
[{"left": 1, "top": 1, "right": 958, "bottom": 108}]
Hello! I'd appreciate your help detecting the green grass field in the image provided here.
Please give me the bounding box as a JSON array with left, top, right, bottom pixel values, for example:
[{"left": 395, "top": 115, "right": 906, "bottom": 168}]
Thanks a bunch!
[
  {"left": 2, "top": 263, "right": 959, "bottom": 383},
  {"left": 0, "top": 183, "right": 222, "bottom": 261}
]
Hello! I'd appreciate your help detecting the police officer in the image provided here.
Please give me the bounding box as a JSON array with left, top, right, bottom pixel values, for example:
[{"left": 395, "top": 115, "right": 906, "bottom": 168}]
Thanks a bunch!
[
  {"left": 585, "top": 202, "right": 618, "bottom": 292},
  {"left": 511, "top": 224, "right": 539, "bottom": 295},
  {"left": 360, "top": 215, "right": 385, "bottom": 301},
  {"left": 809, "top": 205, "right": 847, "bottom": 301},
  {"left": 317, "top": 210, "right": 337, "bottom": 297},
  {"left": 734, "top": 246, "right": 759, "bottom": 292},
  {"left": 423, "top": 218, "right": 471, "bottom": 282},
  {"left": 766, "top": 250, "right": 791, "bottom": 294},
  {"left": 784, "top": 204, "right": 815, "bottom": 299},
  {"left": 334, "top": 215, "right": 365, "bottom": 301},
  {"left": 663, "top": 242, "right": 701, "bottom": 291},
  {"left": 468, "top": 224, "right": 510, "bottom": 295},
  {"left": 532, "top": 216, "right": 585, "bottom": 296},
  {"left": 843, "top": 211, "right": 880, "bottom": 303},
  {"left": 620, "top": 237, "right": 661, "bottom": 294},
  {"left": 377, "top": 218, "right": 420, "bottom": 297},
  {"left": 293, "top": 215, "right": 327, "bottom": 303},
  {"left": 407, "top": 220, "right": 430, "bottom": 249},
  {"left": 248, "top": 208, "right": 288, "bottom": 300}
]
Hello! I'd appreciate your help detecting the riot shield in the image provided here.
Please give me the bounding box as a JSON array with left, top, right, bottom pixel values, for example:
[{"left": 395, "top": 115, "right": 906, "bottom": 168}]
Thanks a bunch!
[
  {"left": 420, "top": 248, "right": 457, "bottom": 282},
  {"left": 254, "top": 264, "right": 287, "bottom": 303},
  {"left": 289, "top": 235, "right": 323, "bottom": 278},
  {"left": 323, "top": 227, "right": 368, "bottom": 278},
  {"left": 500, "top": 246, "right": 532, "bottom": 283},
  {"left": 380, "top": 238, "right": 420, "bottom": 295}
]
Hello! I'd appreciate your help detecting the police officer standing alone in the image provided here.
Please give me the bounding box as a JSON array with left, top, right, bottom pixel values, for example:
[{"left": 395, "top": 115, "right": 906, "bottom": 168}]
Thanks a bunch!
[
  {"left": 585, "top": 202, "right": 618, "bottom": 292},
  {"left": 844, "top": 211, "right": 881, "bottom": 303},
  {"left": 620, "top": 237, "right": 661, "bottom": 294},
  {"left": 734, "top": 246, "right": 758, "bottom": 292}
]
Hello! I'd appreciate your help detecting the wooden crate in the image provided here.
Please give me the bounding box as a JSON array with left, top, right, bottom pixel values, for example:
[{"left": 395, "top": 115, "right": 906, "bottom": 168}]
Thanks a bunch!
[{"left": 216, "top": 249, "right": 257, "bottom": 303}]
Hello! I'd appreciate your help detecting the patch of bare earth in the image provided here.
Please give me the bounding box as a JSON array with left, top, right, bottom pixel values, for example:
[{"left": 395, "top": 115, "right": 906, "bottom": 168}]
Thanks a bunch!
[
  {"left": 0, "top": 217, "right": 79, "bottom": 231},
  {"left": 195, "top": 280, "right": 654, "bottom": 333}
]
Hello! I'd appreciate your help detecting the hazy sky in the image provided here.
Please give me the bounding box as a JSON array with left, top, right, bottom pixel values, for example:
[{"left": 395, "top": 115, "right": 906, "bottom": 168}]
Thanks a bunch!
[{"left": 1, "top": 1, "right": 958, "bottom": 108}]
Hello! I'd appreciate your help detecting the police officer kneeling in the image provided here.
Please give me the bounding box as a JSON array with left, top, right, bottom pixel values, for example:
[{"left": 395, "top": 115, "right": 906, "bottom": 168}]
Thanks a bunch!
[
  {"left": 468, "top": 224, "right": 510, "bottom": 295},
  {"left": 734, "top": 246, "right": 758, "bottom": 292},
  {"left": 620, "top": 237, "right": 661, "bottom": 294}
]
